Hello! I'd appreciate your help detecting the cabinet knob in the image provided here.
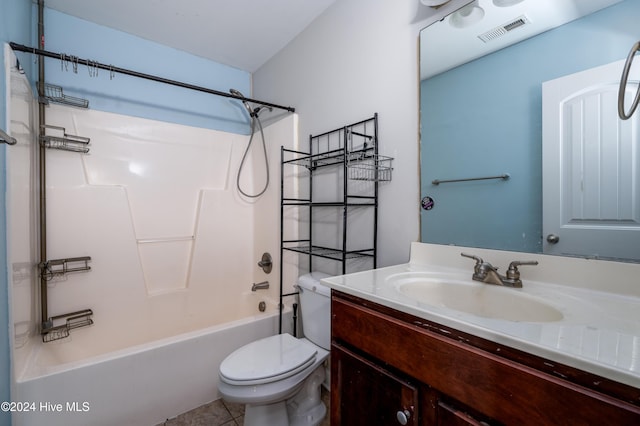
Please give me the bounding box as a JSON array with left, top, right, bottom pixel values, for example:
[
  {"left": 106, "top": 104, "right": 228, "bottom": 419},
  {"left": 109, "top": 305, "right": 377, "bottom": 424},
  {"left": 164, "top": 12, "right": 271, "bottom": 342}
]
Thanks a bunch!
[
  {"left": 546, "top": 234, "right": 560, "bottom": 244},
  {"left": 396, "top": 409, "right": 411, "bottom": 425}
]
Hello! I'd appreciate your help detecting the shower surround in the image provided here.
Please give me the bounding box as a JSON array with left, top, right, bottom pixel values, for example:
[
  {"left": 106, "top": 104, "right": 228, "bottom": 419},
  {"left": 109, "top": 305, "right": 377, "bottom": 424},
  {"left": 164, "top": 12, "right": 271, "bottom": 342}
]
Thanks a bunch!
[{"left": 9, "top": 90, "right": 299, "bottom": 424}]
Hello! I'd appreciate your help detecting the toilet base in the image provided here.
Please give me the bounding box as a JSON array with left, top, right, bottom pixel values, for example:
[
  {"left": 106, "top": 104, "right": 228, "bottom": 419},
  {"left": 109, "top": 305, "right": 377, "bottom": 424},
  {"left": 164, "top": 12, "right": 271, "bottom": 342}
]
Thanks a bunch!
[
  {"left": 245, "top": 401, "right": 289, "bottom": 426},
  {"left": 287, "top": 401, "right": 326, "bottom": 426},
  {"left": 287, "top": 364, "right": 326, "bottom": 426},
  {"left": 241, "top": 364, "right": 327, "bottom": 426}
]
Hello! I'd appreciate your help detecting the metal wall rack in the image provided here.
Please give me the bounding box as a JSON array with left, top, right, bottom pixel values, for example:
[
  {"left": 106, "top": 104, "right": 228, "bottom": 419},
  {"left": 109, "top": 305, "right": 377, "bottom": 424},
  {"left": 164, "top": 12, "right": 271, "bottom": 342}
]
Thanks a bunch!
[
  {"left": 40, "top": 124, "right": 91, "bottom": 153},
  {"left": 41, "top": 309, "right": 94, "bottom": 343},
  {"left": 278, "top": 113, "right": 391, "bottom": 332},
  {"left": 38, "top": 82, "right": 90, "bottom": 109},
  {"left": 40, "top": 256, "right": 92, "bottom": 280},
  {"left": 38, "top": 120, "right": 93, "bottom": 342}
]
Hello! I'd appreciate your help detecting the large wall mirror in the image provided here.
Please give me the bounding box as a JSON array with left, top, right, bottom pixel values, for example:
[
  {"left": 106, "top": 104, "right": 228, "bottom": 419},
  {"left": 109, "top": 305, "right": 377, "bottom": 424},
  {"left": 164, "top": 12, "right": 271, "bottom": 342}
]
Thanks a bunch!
[{"left": 420, "top": 0, "right": 640, "bottom": 262}]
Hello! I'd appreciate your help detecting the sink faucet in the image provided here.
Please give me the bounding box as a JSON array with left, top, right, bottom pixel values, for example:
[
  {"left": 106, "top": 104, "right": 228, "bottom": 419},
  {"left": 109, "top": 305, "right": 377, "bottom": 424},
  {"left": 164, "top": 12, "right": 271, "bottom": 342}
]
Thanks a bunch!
[{"left": 461, "top": 253, "right": 538, "bottom": 288}]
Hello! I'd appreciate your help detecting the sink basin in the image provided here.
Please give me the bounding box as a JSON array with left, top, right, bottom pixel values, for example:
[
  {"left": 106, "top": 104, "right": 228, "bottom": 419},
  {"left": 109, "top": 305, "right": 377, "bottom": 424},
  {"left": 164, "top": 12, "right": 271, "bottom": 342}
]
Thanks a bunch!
[{"left": 391, "top": 274, "right": 564, "bottom": 323}]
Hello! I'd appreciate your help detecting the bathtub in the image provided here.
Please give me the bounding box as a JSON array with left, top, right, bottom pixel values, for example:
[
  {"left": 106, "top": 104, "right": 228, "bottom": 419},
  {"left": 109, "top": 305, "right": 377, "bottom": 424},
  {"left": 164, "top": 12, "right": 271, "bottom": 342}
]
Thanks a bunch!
[{"left": 13, "top": 295, "right": 292, "bottom": 426}]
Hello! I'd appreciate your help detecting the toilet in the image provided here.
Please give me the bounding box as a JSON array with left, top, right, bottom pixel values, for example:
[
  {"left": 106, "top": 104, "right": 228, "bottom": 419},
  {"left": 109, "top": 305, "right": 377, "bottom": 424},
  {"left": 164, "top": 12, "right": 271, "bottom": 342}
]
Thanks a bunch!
[{"left": 218, "top": 272, "right": 331, "bottom": 426}]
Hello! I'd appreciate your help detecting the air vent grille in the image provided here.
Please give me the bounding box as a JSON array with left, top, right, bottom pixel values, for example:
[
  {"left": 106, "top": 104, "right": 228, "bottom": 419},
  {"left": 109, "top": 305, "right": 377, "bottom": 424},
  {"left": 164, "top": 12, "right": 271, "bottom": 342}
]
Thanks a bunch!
[{"left": 478, "top": 15, "right": 530, "bottom": 43}]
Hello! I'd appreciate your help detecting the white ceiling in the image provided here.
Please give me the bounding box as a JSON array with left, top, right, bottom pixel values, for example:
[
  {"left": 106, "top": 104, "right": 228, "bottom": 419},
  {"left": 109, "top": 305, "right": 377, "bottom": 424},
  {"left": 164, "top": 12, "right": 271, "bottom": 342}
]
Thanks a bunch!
[
  {"left": 420, "top": 0, "right": 623, "bottom": 79},
  {"left": 43, "top": 0, "right": 339, "bottom": 73}
]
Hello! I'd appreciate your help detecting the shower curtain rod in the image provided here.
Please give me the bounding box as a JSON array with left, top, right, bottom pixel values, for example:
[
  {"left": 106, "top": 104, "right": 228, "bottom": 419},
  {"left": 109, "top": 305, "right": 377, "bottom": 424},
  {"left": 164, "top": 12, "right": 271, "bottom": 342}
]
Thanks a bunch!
[{"left": 9, "top": 42, "right": 296, "bottom": 114}]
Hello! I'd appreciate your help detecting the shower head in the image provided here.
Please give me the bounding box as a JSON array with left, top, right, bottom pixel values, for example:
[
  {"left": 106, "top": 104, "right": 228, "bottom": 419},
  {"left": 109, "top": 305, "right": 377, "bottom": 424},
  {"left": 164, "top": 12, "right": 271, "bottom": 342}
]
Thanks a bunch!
[
  {"left": 229, "top": 88, "right": 255, "bottom": 118},
  {"left": 253, "top": 106, "right": 273, "bottom": 116}
]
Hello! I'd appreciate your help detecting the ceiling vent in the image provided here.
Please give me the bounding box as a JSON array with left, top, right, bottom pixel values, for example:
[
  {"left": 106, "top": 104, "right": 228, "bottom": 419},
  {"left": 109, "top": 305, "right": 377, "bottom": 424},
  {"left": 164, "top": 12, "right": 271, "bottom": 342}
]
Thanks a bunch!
[{"left": 478, "top": 15, "right": 531, "bottom": 43}]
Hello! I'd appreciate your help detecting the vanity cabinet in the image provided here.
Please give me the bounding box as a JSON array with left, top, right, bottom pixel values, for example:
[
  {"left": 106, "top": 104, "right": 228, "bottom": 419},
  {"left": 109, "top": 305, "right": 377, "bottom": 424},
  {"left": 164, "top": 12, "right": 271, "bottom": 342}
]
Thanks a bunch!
[
  {"left": 330, "top": 290, "right": 640, "bottom": 425},
  {"left": 332, "top": 344, "right": 419, "bottom": 425}
]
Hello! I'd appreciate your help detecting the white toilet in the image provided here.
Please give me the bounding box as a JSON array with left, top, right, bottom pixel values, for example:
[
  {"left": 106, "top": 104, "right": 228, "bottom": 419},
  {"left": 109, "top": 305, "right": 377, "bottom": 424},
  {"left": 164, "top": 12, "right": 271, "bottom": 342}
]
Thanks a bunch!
[{"left": 218, "top": 272, "right": 331, "bottom": 426}]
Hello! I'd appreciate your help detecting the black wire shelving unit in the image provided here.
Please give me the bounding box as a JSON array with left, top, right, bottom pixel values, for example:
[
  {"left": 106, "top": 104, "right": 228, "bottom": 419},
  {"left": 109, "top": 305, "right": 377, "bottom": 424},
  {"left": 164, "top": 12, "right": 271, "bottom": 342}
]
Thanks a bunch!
[{"left": 278, "top": 113, "right": 393, "bottom": 333}]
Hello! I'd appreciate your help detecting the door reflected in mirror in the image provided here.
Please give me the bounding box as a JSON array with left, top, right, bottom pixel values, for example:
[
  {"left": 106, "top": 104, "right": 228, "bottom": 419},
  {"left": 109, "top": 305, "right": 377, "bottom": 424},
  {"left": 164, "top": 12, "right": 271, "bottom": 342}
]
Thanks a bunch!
[{"left": 419, "top": 0, "right": 640, "bottom": 262}]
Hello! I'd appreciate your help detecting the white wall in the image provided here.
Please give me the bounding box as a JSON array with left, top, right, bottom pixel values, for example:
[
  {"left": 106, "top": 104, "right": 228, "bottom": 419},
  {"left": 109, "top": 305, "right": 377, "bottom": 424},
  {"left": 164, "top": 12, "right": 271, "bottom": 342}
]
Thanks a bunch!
[{"left": 253, "top": 0, "right": 468, "bottom": 267}]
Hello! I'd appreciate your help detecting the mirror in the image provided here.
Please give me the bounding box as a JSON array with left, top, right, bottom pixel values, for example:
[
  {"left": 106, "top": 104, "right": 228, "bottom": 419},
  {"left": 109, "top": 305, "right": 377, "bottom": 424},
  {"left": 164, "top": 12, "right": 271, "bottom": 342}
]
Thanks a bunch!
[{"left": 419, "top": 0, "right": 640, "bottom": 262}]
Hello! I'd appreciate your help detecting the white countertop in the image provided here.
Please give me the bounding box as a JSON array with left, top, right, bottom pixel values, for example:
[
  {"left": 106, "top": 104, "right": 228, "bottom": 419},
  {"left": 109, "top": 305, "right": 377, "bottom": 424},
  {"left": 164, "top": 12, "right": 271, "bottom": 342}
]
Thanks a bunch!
[{"left": 322, "top": 243, "right": 640, "bottom": 389}]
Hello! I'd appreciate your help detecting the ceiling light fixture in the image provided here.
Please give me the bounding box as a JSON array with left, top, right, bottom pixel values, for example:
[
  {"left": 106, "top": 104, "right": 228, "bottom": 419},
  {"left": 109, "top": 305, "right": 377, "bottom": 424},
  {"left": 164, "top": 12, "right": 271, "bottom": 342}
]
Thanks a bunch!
[
  {"left": 449, "top": 1, "right": 485, "bottom": 29},
  {"left": 492, "top": 0, "right": 526, "bottom": 7}
]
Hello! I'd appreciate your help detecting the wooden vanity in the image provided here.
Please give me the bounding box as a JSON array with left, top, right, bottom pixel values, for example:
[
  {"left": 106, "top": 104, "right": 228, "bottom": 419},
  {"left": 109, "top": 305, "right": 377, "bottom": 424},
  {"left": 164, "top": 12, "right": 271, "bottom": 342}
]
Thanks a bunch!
[{"left": 330, "top": 290, "right": 640, "bottom": 425}]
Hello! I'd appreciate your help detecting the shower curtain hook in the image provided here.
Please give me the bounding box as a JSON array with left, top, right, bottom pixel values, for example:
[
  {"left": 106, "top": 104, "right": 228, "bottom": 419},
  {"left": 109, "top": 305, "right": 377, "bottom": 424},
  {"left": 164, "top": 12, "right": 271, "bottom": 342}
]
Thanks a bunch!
[
  {"left": 109, "top": 65, "right": 115, "bottom": 80},
  {"left": 88, "top": 60, "right": 98, "bottom": 78}
]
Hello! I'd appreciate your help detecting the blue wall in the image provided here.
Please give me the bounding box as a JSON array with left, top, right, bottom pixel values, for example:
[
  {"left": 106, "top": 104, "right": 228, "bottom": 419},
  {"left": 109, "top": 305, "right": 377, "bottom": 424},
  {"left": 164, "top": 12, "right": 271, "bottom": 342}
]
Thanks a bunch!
[
  {"left": 1, "top": 1, "right": 33, "bottom": 424},
  {"left": 0, "top": 5, "right": 252, "bottom": 426},
  {"left": 421, "top": 0, "right": 640, "bottom": 253},
  {"left": 40, "top": 8, "right": 252, "bottom": 134}
]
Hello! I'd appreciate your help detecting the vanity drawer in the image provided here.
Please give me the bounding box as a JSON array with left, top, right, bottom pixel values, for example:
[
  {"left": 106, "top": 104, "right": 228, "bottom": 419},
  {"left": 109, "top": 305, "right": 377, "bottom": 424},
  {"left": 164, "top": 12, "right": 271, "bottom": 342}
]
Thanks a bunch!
[{"left": 331, "top": 292, "right": 640, "bottom": 425}]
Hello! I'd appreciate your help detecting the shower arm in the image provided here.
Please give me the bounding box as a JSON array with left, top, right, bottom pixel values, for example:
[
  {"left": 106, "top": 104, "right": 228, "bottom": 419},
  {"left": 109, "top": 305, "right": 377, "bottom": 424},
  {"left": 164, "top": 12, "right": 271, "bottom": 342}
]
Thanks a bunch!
[{"left": 9, "top": 42, "right": 296, "bottom": 115}]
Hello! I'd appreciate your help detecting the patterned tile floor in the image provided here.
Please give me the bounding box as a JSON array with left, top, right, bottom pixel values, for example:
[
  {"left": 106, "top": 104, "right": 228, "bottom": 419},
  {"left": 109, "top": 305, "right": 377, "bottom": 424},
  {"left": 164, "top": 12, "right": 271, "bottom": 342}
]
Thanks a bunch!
[
  {"left": 158, "top": 388, "right": 330, "bottom": 426},
  {"left": 158, "top": 399, "right": 244, "bottom": 426}
]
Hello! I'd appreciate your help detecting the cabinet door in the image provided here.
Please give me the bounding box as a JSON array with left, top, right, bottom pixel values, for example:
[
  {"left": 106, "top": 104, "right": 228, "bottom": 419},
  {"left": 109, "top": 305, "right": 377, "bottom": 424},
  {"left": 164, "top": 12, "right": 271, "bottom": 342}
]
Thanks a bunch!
[
  {"left": 332, "top": 344, "right": 419, "bottom": 426},
  {"left": 436, "top": 401, "right": 492, "bottom": 426}
]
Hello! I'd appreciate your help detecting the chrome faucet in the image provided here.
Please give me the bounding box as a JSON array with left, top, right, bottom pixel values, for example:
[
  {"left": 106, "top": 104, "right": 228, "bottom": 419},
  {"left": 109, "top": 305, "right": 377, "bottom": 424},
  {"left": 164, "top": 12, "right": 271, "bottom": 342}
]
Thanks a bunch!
[
  {"left": 251, "top": 281, "right": 270, "bottom": 291},
  {"left": 461, "top": 253, "right": 538, "bottom": 288}
]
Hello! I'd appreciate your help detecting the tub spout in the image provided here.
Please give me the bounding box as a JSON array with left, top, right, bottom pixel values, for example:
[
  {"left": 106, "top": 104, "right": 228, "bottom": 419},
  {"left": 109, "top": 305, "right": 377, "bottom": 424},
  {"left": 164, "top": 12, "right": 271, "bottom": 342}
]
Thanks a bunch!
[{"left": 252, "top": 281, "right": 269, "bottom": 291}]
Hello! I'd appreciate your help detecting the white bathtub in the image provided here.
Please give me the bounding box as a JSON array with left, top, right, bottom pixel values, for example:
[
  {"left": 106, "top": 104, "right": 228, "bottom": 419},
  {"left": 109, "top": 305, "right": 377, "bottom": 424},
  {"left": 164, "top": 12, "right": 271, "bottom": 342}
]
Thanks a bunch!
[{"left": 13, "top": 295, "right": 292, "bottom": 426}]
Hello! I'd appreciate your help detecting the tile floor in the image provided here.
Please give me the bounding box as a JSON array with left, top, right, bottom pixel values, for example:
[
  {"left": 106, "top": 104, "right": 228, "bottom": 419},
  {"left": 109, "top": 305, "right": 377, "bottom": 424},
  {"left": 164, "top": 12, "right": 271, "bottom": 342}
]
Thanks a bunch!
[{"left": 157, "top": 388, "right": 330, "bottom": 426}]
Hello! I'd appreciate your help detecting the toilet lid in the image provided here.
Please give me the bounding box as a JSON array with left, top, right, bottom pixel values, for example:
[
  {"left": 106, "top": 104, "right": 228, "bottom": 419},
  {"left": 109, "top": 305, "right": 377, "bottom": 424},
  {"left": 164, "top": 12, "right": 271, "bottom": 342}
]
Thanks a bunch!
[{"left": 219, "top": 333, "right": 318, "bottom": 386}]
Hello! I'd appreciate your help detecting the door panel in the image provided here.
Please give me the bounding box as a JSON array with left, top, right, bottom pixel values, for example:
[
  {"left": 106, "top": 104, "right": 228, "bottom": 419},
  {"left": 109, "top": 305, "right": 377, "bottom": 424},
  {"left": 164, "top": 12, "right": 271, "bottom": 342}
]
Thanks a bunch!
[{"left": 542, "top": 59, "right": 640, "bottom": 259}]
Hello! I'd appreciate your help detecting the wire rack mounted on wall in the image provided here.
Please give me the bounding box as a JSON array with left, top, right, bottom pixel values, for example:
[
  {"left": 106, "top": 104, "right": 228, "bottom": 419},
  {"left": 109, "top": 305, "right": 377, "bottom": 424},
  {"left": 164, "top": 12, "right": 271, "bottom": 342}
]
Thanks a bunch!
[
  {"left": 38, "top": 82, "right": 89, "bottom": 108},
  {"left": 42, "top": 309, "right": 94, "bottom": 343},
  {"left": 40, "top": 124, "right": 91, "bottom": 153}
]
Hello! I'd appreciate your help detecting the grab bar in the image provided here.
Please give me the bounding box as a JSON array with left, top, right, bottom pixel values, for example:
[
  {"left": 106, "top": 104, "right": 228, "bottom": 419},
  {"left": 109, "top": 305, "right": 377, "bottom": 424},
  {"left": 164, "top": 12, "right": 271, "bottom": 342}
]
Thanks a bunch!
[
  {"left": 0, "top": 128, "right": 17, "bottom": 145},
  {"left": 432, "top": 173, "right": 509, "bottom": 185},
  {"left": 618, "top": 40, "right": 640, "bottom": 120}
]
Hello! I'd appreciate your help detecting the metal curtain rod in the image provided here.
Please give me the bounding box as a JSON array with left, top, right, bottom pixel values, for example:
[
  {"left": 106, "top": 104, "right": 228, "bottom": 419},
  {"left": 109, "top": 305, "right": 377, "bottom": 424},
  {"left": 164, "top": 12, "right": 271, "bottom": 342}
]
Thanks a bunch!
[{"left": 9, "top": 42, "right": 295, "bottom": 114}]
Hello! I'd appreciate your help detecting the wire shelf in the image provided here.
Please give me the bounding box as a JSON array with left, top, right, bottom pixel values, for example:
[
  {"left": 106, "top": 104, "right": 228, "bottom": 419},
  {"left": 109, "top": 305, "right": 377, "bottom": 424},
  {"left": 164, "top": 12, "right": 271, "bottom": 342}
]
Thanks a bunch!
[
  {"left": 347, "top": 153, "right": 393, "bottom": 182},
  {"left": 40, "top": 125, "right": 91, "bottom": 154},
  {"left": 41, "top": 256, "right": 92, "bottom": 280},
  {"left": 42, "top": 309, "right": 94, "bottom": 343},
  {"left": 38, "top": 82, "right": 89, "bottom": 108},
  {"left": 283, "top": 244, "right": 374, "bottom": 261}
]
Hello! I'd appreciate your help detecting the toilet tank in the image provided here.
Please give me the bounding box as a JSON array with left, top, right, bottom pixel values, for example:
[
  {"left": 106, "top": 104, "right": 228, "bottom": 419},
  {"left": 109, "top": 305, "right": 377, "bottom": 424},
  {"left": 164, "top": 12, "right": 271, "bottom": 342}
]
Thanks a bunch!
[{"left": 297, "top": 272, "right": 331, "bottom": 350}]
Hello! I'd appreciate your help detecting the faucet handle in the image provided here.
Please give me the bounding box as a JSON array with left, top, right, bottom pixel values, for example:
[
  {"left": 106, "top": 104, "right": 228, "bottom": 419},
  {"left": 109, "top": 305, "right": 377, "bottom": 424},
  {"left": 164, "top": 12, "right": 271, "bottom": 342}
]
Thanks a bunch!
[
  {"left": 506, "top": 260, "right": 538, "bottom": 279},
  {"left": 461, "top": 252, "right": 483, "bottom": 265},
  {"left": 461, "top": 253, "right": 495, "bottom": 280}
]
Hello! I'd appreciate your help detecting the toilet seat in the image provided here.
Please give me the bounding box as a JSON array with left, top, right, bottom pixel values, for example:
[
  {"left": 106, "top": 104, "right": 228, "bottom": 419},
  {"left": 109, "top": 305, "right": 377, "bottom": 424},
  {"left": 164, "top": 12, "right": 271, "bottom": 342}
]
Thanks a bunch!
[{"left": 219, "top": 333, "right": 318, "bottom": 386}]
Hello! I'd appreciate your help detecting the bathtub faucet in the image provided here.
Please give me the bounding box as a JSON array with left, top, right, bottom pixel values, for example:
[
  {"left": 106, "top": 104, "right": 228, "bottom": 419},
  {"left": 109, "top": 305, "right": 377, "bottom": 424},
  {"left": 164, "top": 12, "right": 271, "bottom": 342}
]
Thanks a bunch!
[{"left": 252, "top": 281, "right": 270, "bottom": 291}]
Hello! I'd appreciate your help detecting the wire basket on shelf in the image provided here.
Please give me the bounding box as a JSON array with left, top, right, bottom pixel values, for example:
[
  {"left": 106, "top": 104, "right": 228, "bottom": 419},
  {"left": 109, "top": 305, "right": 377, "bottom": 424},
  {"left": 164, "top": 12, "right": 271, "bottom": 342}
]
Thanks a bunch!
[
  {"left": 38, "top": 82, "right": 89, "bottom": 109},
  {"left": 40, "top": 125, "right": 91, "bottom": 154},
  {"left": 347, "top": 153, "right": 393, "bottom": 182}
]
